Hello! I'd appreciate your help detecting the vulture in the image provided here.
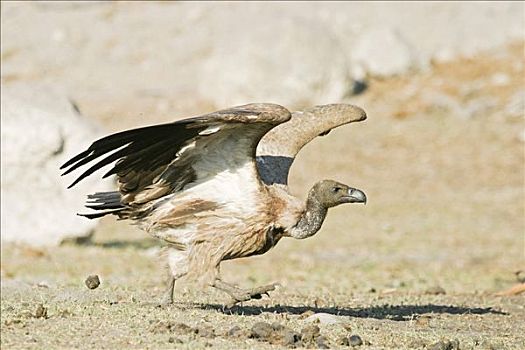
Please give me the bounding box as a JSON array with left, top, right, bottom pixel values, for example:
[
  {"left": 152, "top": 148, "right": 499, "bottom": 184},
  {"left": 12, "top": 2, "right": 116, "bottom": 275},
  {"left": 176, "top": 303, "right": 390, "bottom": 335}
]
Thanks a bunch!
[{"left": 61, "top": 103, "right": 367, "bottom": 306}]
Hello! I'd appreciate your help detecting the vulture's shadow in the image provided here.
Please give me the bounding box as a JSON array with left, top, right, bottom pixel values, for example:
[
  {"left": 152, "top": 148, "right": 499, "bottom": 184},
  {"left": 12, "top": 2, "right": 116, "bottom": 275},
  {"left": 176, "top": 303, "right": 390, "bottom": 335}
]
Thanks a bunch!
[
  {"left": 201, "top": 303, "right": 507, "bottom": 321},
  {"left": 68, "top": 238, "right": 160, "bottom": 250},
  {"left": 92, "top": 239, "right": 159, "bottom": 250}
]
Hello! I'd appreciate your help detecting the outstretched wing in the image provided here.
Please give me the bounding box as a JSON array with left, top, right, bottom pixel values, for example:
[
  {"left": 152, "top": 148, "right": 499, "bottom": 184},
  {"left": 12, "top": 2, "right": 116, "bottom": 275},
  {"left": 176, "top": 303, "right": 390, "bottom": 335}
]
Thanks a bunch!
[
  {"left": 256, "top": 104, "right": 366, "bottom": 187},
  {"left": 61, "top": 103, "right": 291, "bottom": 218}
]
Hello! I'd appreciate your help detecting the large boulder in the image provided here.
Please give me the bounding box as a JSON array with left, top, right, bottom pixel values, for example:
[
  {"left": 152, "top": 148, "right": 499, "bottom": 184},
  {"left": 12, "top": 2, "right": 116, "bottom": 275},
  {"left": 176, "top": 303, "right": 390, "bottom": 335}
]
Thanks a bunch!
[
  {"left": 350, "top": 27, "right": 415, "bottom": 78},
  {"left": 1, "top": 85, "right": 113, "bottom": 246},
  {"left": 195, "top": 8, "right": 349, "bottom": 107}
]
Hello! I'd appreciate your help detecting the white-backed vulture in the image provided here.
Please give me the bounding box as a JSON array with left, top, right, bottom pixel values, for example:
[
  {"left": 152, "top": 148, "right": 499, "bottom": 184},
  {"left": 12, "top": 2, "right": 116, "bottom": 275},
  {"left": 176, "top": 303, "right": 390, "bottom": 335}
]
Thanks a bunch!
[{"left": 61, "top": 103, "right": 367, "bottom": 306}]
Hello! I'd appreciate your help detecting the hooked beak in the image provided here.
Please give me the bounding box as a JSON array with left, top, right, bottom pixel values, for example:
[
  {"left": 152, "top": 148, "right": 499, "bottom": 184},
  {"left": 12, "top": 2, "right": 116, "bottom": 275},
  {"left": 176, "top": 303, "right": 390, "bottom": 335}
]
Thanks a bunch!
[{"left": 343, "top": 187, "right": 367, "bottom": 204}]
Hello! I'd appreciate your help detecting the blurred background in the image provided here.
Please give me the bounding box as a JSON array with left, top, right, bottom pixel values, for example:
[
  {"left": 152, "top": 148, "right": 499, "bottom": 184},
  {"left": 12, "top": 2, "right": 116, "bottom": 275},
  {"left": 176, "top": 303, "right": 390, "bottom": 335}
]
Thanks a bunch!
[{"left": 1, "top": 2, "right": 524, "bottom": 349}]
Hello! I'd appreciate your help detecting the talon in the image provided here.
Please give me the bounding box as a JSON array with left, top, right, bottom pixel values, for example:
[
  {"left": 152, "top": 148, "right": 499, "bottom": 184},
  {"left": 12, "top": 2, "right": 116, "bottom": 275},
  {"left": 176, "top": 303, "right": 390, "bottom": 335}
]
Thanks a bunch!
[{"left": 214, "top": 279, "right": 280, "bottom": 307}]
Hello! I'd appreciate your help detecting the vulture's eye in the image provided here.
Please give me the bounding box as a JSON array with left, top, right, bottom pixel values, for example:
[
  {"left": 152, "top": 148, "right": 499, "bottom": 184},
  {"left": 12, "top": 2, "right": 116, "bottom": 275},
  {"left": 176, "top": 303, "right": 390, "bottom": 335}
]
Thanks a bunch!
[{"left": 332, "top": 187, "right": 341, "bottom": 193}]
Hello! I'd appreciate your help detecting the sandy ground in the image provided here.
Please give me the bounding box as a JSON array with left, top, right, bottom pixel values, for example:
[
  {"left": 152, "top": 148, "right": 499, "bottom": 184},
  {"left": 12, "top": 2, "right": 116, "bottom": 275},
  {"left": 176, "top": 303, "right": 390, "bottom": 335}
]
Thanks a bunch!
[{"left": 1, "top": 41, "right": 524, "bottom": 349}]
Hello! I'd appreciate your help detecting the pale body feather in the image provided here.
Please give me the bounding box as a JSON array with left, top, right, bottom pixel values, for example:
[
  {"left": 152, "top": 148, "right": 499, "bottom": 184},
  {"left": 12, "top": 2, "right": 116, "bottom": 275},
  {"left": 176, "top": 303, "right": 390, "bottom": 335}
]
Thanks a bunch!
[{"left": 148, "top": 161, "right": 303, "bottom": 282}]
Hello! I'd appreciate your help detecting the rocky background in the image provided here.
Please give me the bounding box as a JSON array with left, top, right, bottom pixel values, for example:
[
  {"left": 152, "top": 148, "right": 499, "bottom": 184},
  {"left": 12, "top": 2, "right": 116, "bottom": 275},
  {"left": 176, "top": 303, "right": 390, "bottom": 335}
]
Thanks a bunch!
[
  {"left": 2, "top": 2, "right": 522, "bottom": 114},
  {"left": 1, "top": 2, "right": 524, "bottom": 349}
]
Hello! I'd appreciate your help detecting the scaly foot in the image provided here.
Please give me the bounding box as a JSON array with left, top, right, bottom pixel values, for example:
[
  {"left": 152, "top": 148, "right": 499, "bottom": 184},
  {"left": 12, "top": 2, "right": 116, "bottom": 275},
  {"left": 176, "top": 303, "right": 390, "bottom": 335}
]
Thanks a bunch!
[{"left": 213, "top": 280, "right": 279, "bottom": 308}]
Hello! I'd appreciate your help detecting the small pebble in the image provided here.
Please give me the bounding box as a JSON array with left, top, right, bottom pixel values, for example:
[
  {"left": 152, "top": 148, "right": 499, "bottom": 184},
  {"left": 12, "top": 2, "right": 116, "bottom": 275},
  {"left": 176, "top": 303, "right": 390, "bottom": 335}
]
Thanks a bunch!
[
  {"left": 168, "top": 337, "right": 183, "bottom": 344},
  {"left": 34, "top": 304, "right": 47, "bottom": 319},
  {"left": 58, "top": 309, "right": 73, "bottom": 318},
  {"left": 449, "top": 340, "right": 460, "bottom": 350},
  {"left": 271, "top": 322, "right": 285, "bottom": 331},
  {"left": 300, "top": 324, "right": 321, "bottom": 343},
  {"left": 415, "top": 315, "right": 431, "bottom": 326},
  {"left": 408, "top": 339, "right": 427, "bottom": 348},
  {"left": 20, "top": 310, "right": 33, "bottom": 318},
  {"left": 4, "top": 319, "right": 23, "bottom": 326},
  {"left": 429, "top": 340, "right": 449, "bottom": 350},
  {"left": 251, "top": 322, "right": 273, "bottom": 339},
  {"left": 227, "top": 325, "right": 244, "bottom": 337},
  {"left": 195, "top": 325, "right": 215, "bottom": 338},
  {"left": 173, "top": 323, "right": 193, "bottom": 333},
  {"left": 150, "top": 321, "right": 173, "bottom": 333},
  {"left": 480, "top": 340, "right": 503, "bottom": 350},
  {"left": 342, "top": 323, "right": 352, "bottom": 332},
  {"left": 349, "top": 335, "right": 363, "bottom": 347},
  {"left": 339, "top": 336, "right": 350, "bottom": 346},
  {"left": 4, "top": 305, "right": 14, "bottom": 312},
  {"left": 149, "top": 321, "right": 193, "bottom": 334},
  {"left": 85, "top": 275, "right": 100, "bottom": 290},
  {"left": 37, "top": 281, "right": 49, "bottom": 288},
  {"left": 428, "top": 340, "right": 460, "bottom": 350},
  {"left": 425, "top": 286, "right": 446, "bottom": 295},
  {"left": 279, "top": 329, "right": 301, "bottom": 347},
  {"left": 316, "top": 335, "right": 330, "bottom": 349}
]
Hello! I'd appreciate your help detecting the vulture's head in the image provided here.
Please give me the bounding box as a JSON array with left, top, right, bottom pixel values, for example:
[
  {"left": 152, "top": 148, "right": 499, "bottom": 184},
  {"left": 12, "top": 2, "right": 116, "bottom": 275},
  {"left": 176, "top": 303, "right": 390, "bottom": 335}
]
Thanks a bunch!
[{"left": 311, "top": 180, "right": 367, "bottom": 208}]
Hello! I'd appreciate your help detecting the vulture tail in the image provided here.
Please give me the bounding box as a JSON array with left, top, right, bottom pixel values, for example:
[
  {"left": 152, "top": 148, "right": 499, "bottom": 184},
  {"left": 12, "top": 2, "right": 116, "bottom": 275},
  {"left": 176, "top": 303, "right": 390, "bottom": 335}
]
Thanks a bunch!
[{"left": 78, "top": 191, "right": 126, "bottom": 219}]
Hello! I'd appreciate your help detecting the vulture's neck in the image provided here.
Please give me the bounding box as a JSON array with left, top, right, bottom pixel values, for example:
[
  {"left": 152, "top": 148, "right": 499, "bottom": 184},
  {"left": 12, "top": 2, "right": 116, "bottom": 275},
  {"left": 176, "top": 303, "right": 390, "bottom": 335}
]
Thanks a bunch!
[{"left": 290, "top": 192, "right": 327, "bottom": 239}]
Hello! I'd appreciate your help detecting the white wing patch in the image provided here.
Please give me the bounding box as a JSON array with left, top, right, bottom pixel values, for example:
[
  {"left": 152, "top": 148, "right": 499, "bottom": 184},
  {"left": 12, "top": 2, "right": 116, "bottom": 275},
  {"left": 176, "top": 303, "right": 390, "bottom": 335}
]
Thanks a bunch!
[
  {"left": 198, "top": 125, "right": 222, "bottom": 135},
  {"left": 189, "top": 129, "right": 262, "bottom": 213},
  {"left": 145, "top": 128, "right": 265, "bottom": 246},
  {"left": 147, "top": 161, "right": 261, "bottom": 248},
  {"left": 189, "top": 163, "right": 260, "bottom": 213}
]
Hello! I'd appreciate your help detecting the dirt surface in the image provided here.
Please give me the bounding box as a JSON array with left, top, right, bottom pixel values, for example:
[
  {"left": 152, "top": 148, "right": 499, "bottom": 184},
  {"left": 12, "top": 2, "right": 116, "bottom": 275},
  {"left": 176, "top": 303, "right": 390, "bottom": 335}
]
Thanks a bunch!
[{"left": 1, "top": 43, "right": 524, "bottom": 349}]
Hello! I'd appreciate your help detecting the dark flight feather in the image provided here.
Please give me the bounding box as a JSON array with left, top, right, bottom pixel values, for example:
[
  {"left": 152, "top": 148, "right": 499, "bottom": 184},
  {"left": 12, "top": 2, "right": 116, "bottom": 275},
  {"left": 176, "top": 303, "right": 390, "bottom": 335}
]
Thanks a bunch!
[{"left": 62, "top": 103, "right": 292, "bottom": 220}]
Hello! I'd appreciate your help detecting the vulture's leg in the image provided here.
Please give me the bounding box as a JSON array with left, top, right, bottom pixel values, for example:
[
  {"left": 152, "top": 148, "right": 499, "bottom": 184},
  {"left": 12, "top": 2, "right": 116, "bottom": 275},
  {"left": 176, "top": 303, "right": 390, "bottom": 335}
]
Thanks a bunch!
[
  {"left": 212, "top": 279, "right": 278, "bottom": 307},
  {"left": 160, "top": 275, "right": 176, "bottom": 305},
  {"left": 159, "top": 248, "right": 188, "bottom": 306}
]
